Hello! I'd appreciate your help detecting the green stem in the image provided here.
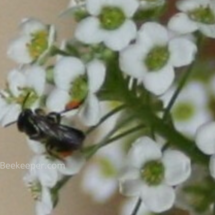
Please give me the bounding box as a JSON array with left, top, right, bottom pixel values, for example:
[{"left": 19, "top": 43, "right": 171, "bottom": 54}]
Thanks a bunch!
[
  {"left": 85, "top": 104, "right": 126, "bottom": 135},
  {"left": 131, "top": 197, "right": 142, "bottom": 215}
]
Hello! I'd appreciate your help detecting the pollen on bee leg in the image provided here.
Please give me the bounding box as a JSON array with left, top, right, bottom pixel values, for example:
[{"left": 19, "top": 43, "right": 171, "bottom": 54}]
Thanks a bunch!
[
  {"left": 58, "top": 150, "right": 73, "bottom": 158},
  {"left": 66, "top": 100, "right": 81, "bottom": 110}
]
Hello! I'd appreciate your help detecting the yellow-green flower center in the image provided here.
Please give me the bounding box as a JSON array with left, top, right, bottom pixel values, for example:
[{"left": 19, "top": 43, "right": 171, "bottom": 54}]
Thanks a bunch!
[
  {"left": 99, "top": 7, "right": 126, "bottom": 30},
  {"left": 99, "top": 157, "right": 117, "bottom": 178},
  {"left": 141, "top": 160, "right": 164, "bottom": 185},
  {"left": 5, "top": 88, "right": 38, "bottom": 109},
  {"left": 27, "top": 30, "right": 48, "bottom": 60},
  {"left": 172, "top": 101, "right": 195, "bottom": 122},
  {"left": 188, "top": 6, "right": 215, "bottom": 24},
  {"left": 70, "top": 76, "right": 88, "bottom": 102},
  {"left": 145, "top": 46, "right": 169, "bottom": 71}
]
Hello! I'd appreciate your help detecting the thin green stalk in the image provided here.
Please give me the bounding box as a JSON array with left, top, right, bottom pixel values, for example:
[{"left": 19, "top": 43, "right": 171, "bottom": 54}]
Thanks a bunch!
[
  {"left": 162, "top": 62, "right": 195, "bottom": 121},
  {"left": 105, "top": 124, "right": 144, "bottom": 146},
  {"left": 131, "top": 197, "right": 142, "bottom": 215},
  {"left": 85, "top": 104, "right": 126, "bottom": 135},
  {"left": 86, "top": 114, "right": 136, "bottom": 158}
]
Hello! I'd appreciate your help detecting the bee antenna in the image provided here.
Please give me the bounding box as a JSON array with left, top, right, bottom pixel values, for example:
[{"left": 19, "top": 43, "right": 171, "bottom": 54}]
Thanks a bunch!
[
  {"left": 4, "top": 120, "right": 17, "bottom": 127},
  {"left": 22, "top": 92, "right": 31, "bottom": 110}
]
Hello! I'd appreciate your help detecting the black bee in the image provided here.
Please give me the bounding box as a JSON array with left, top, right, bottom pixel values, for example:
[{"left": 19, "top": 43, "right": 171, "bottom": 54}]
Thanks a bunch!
[{"left": 17, "top": 108, "right": 85, "bottom": 158}]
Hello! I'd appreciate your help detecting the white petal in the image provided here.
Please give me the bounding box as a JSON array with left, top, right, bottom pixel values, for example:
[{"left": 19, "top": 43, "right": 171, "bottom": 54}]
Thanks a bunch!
[
  {"left": 163, "top": 150, "right": 191, "bottom": 186},
  {"left": 209, "top": 155, "right": 215, "bottom": 179},
  {"left": 7, "top": 36, "right": 32, "bottom": 64},
  {"left": 119, "top": 167, "right": 142, "bottom": 197},
  {"left": 35, "top": 156, "right": 59, "bottom": 188},
  {"left": 143, "top": 64, "right": 175, "bottom": 95},
  {"left": 1, "top": 104, "right": 21, "bottom": 127},
  {"left": 20, "top": 18, "right": 46, "bottom": 35},
  {"left": 104, "top": 20, "right": 137, "bottom": 51},
  {"left": 82, "top": 164, "right": 117, "bottom": 202},
  {"left": 79, "top": 94, "right": 101, "bottom": 126},
  {"left": 75, "top": 17, "right": 105, "bottom": 44},
  {"left": 119, "top": 179, "right": 143, "bottom": 197},
  {"left": 46, "top": 88, "right": 70, "bottom": 112},
  {"left": 128, "top": 136, "right": 162, "bottom": 169},
  {"left": 117, "top": 0, "right": 139, "bottom": 17},
  {"left": 27, "top": 138, "right": 46, "bottom": 154},
  {"left": 195, "top": 122, "right": 215, "bottom": 155},
  {"left": 168, "top": 13, "right": 198, "bottom": 34},
  {"left": 138, "top": 22, "right": 168, "bottom": 46},
  {"left": 54, "top": 57, "right": 85, "bottom": 91},
  {"left": 121, "top": 198, "right": 150, "bottom": 215},
  {"left": 59, "top": 153, "right": 85, "bottom": 175},
  {"left": 26, "top": 66, "right": 46, "bottom": 96},
  {"left": 86, "top": 0, "right": 106, "bottom": 15},
  {"left": 169, "top": 38, "right": 197, "bottom": 67},
  {"left": 199, "top": 24, "right": 215, "bottom": 38},
  {"left": 7, "top": 69, "right": 26, "bottom": 97},
  {"left": 36, "top": 187, "right": 53, "bottom": 215},
  {"left": 87, "top": 59, "right": 106, "bottom": 93},
  {"left": 0, "top": 100, "right": 10, "bottom": 123},
  {"left": 141, "top": 184, "right": 175, "bottom": 213},
  {"left": 119, "top": 43, "right": 147, "bottom": 79},
  {"left": 177, "top": 0, "right": 208, "bottom": 12}
]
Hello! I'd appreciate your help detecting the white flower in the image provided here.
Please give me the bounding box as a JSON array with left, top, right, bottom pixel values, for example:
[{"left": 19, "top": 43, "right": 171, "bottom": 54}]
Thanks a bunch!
[
  {"left": 139, "top": 0, "right": 165, "bottom": 9},
  {"left": 120, "top": 22, "right": 197, "bottom": 95},
  {"left": 74, "top": 0, "right": 139, "bottom": 51},
  {"left": 120, "top": 198, "right": 153, "bottom": 215},
  {"left": 46, "top": 57, "right": 106, "bottom": 126},
  {"left": 161, "top": 81, "right": 211, "bottom": 137},
  {"left": 27, "top": 138, "right": 86, "bottom": 187},
  {"left": 168, "top": 0, "right": 215, "bottom": 38},
  {"left": 82, "top": 142, "right": 124, "bottom": 203},
  {"left": 60, "top": 0, "right": 86, "bottom": 17},
  {"left": 23, "top": 171, "right": 53, "bottom": 215},
  {"left": 195, "top": 122, "right": 215, "bottom": 179},
  {"left": 119, "top": 136, "right": 191, "bottom": 213},
  {"left": 0, "top": 66, "right": 46, "bottom": 126},
  {"left": 7, "top": 18, "right": 55, "bottom": 64}
]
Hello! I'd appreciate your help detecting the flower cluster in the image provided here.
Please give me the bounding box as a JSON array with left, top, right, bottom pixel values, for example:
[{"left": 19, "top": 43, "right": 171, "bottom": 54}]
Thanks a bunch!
[{"left": 1, "top": 0, "right": 215, "bottom": 214}]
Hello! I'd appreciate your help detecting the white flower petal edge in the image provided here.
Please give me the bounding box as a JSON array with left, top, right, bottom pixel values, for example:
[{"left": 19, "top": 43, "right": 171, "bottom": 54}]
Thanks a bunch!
[
  {"left": 58, "top": 153, "right": 86, "bottom": 175},
  {"left": 87, "top": 59, "right": 106, "bottom": 93},
  {"left": 195, "top": 122, "right": 215, "bottom": 155},
  {"left": 141, "top": 184, "right": 175, "bottom": 213},
  {"left": 46, "top": 88, "right": 70, "bottom": 112},
  {"left": 143, "top": 64, "right": 175, "bottom": 95},
  {"left": 79, "top": 93, "right": 101, "bottom": 126},
  {"left": 25, "top": 65, "right": 46, "bottom": 96},
  {"left": 75, "top": 17, "right": 105, "bottom": 44},
  {"left": 128, "top": 136, "right": 162, "bottom": 169},
  {"left": 54, "top": 57, "right": 85, "bottom": 91},
  {"left": 35, "top": 187, "right": 53, "bottom": 215},
  {"left": 162, "top": 150, "right": 191, "bottom": 186},
  {"left": 209, "top": 155, "right": 215, "bottom": 179},
  {"left": 104, "top": 20, "right": 137, "bottom": 51},
  {"left": 168, "top": 13, "right": 198, "bottom": 34},
  {"left": 169, "top": 38, "right": 197, "bottom": 67},
  {"left": 27, "top": 138, "right": 46, "bottom": 154},
  {"left": 7, "top": 36, "right": 32, "bottom": 64},
  {"left": 1, "top": 104, "right": 21, "bottom": 127}
]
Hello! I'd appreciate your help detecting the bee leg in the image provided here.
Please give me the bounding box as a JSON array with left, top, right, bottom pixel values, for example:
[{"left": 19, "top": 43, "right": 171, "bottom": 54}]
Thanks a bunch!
[{"left": 47, "top": 112, "right": 61, "bottom": 124}]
